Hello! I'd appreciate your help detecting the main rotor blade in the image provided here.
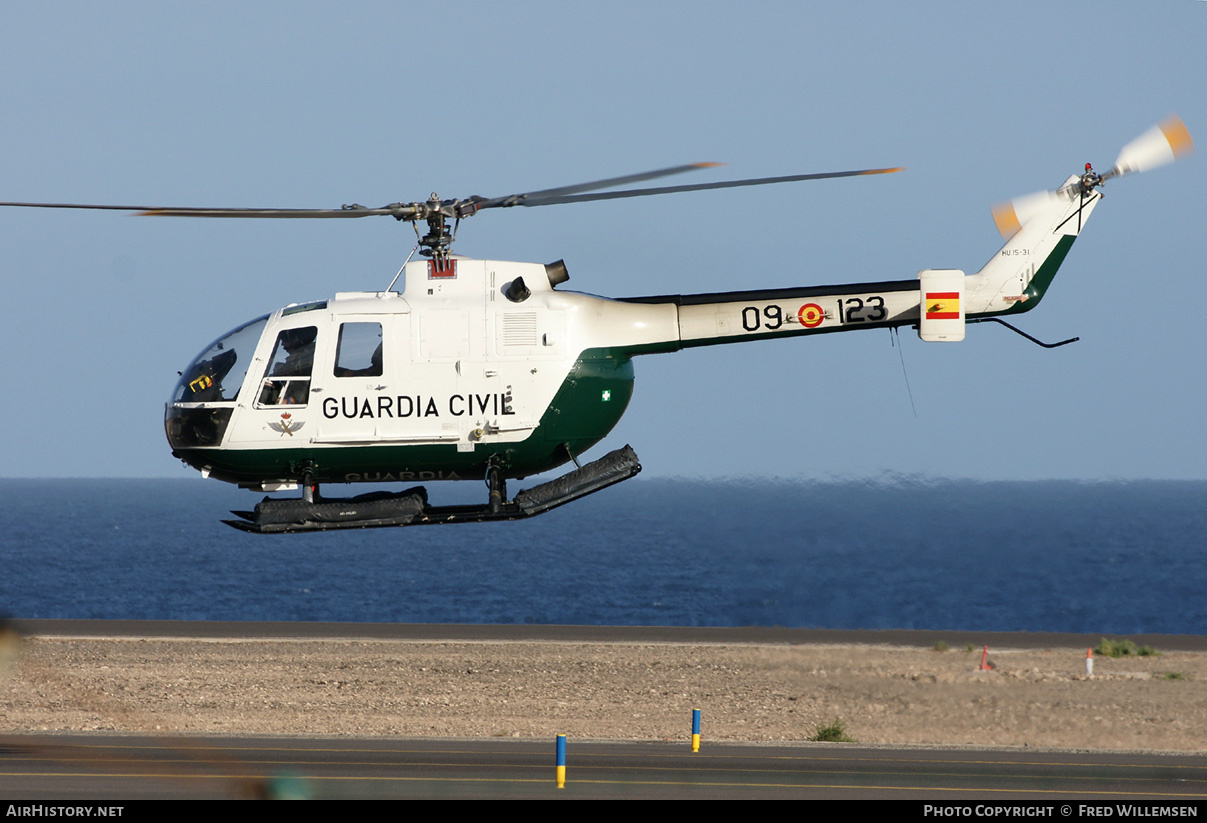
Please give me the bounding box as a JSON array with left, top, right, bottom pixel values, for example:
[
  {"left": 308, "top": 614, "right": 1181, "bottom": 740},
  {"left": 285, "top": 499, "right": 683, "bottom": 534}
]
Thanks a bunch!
[
  {"left": 0, "top": 165, "right": 903, "bottom": 220},
  {"left": 137, "top": 206, "right": 410, "bottom": 218},
  {"left": 0, "top": 201, "right": 170, "bottom": 212},
  {"left": 0, "top": 201, "right": 414, "bottom": 218},
  {"left": 471, "top": 162, "right": 721, "bottom": 208},
  {"left": 485, "top": 167, "right": 905, "bottom": 208}
]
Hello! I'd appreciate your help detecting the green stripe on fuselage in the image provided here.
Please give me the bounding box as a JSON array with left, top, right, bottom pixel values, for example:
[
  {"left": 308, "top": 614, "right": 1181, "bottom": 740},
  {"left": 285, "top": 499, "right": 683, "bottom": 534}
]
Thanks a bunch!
[
  {"left": 977, "top": 234, "right": 1077, "bottom": 318},
  {"left": 173, "top": 350, "right": 637, "bottom": 486}
]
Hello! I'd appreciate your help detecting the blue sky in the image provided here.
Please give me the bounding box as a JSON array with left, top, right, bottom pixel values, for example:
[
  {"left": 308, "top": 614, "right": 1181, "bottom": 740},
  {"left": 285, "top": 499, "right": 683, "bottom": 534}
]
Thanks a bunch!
[{"left": 2, "top": 2, "right": 1203, "bottom": 481}]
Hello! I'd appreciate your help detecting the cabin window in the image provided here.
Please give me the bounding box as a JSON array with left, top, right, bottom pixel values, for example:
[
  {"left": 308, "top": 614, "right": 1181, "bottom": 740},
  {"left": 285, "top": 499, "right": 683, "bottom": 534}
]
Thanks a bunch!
[
  {"left": 258, "top": 326, "right": 317, "bottom": 406},
  {"left": 333, "top": 322, "right": 383, "bottom": 378}
]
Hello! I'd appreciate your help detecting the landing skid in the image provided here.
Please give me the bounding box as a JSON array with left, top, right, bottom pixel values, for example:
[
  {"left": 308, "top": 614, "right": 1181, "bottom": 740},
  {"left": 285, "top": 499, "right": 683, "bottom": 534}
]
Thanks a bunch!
[{"left": 223, "top": 445, "right": 642, "bottom": 534}]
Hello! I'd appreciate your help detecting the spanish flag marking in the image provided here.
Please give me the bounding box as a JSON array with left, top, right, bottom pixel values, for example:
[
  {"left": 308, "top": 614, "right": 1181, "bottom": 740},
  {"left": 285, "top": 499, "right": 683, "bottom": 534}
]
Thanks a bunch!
[{"left": 926, "top": 292, "right": 960, "bottom": 320}]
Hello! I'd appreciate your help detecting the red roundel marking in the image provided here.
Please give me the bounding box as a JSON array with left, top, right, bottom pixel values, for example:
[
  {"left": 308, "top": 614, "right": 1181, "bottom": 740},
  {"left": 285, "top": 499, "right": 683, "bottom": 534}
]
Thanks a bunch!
[{"left": 798, "top": 303, "right": 825, "bottom": 328}]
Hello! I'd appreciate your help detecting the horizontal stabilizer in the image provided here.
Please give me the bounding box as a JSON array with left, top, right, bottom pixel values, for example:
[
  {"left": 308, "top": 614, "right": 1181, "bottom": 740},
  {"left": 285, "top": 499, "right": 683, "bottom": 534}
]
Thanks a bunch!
[{"left": 917, "top": 269, "right": 965, "bottom": 342}]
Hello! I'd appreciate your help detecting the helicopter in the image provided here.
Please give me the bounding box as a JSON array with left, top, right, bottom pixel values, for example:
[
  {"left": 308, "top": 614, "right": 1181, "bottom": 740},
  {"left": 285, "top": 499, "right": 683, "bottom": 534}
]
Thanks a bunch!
[{"left": 3, "top": 116, "right": 1193, "bottom": 532}]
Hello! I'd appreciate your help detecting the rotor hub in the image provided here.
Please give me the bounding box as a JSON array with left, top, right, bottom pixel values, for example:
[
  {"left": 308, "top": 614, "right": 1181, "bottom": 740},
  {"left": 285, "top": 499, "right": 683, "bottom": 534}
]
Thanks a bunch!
[{"left": 1079, "top": 162, "right": 1105, "bottom": 195}]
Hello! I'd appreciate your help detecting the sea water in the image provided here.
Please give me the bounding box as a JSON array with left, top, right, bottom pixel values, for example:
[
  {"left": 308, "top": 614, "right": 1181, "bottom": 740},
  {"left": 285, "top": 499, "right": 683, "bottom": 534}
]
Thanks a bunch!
[{"left": 1, "top": 477, "right": 1202, "bottom": 633}]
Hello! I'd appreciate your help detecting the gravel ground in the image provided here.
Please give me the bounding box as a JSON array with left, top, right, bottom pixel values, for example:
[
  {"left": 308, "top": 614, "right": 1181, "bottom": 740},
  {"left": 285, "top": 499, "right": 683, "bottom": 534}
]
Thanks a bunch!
[{"left": 2, "top": 635, "right": 1205, "bottom": 751}]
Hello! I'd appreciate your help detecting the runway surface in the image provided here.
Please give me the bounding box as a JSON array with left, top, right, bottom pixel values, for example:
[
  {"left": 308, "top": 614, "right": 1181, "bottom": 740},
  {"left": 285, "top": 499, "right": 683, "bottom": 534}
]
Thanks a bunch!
[{"left": 4, "top": 734, "right": 1207, "bottom": 800}]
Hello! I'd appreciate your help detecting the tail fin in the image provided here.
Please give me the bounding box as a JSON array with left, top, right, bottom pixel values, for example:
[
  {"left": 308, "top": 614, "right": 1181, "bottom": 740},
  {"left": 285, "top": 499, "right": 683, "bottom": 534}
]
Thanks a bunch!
[
  {"left": 968, "top": 115, "right": 1194, "bottom": 318},
  {"left": 965, "top": 176, "right": 1098, "bottom": 317}
]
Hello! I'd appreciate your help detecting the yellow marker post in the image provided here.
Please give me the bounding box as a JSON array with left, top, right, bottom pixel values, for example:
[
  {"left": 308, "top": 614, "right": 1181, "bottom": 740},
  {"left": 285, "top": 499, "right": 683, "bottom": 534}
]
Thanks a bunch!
[
  {"left": 692, "top": 708, "right": 701, "bottom": 752},
  {"left": 556, "top": 734, "right": 566, "bottom": 788}
]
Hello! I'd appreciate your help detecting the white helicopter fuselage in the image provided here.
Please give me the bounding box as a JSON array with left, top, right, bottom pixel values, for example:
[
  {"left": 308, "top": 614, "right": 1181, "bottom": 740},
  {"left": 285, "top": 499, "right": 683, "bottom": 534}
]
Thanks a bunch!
[
  {"left": 165, "top": 174, "right": 1099, "bottom": 492},
  {"left": 168, "top": 257, "right": 673, "bottom": 488}
]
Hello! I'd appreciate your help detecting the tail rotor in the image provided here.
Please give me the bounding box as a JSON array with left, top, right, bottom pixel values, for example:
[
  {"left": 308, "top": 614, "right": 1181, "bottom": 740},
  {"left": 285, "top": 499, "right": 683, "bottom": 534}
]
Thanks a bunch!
[
  {"left": 1105, "top": 114, "right": 1195, "bottom": 180},
  {"left": 992, "top": 114, "right": 1194, "bottom": 240}
]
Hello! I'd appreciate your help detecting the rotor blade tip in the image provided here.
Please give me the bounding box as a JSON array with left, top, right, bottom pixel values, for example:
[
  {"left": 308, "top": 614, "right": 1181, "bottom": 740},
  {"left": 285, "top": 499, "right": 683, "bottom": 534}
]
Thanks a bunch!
[
  {"left": 1160, "top": 114, "right": 1195, "bottom": 158},
  {"left": 865, "top": 166, "right": 906, "bottom": 175},
  {"left": 991, "top": 201, "right": 1021, "bottom": 241},
  {"left": 693, "top": 162, "right": 725, "bottom": 168}
]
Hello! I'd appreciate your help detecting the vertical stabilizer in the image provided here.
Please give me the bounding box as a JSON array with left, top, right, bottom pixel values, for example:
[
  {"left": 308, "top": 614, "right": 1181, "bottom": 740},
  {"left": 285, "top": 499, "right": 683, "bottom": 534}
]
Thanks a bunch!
[{"left": 965, "top": 176, "right": 1098, "bottom": 317}]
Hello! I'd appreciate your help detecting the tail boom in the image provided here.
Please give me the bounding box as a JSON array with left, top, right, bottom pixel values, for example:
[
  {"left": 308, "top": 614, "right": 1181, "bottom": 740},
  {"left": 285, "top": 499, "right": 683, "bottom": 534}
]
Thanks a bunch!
[{"left": 614, "top": 174, "right": 1100, "bottom": 351}]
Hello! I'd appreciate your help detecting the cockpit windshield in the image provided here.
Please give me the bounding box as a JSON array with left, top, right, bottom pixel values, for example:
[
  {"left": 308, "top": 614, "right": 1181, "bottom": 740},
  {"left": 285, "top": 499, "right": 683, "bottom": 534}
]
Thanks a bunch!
[{"left": 171, "top": 314, "right": 270, "bottom": 403}]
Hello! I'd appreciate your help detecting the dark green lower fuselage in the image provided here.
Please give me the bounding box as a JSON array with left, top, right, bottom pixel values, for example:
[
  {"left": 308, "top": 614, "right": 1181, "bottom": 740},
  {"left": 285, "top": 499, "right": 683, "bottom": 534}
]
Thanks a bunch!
[{"left": 172, "top": 351, "right": 639, "bottom": 486}]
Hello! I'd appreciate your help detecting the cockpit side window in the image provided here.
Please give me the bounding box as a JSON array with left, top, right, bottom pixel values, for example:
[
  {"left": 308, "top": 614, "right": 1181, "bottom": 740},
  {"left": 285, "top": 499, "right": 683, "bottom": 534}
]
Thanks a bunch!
[
  {"left": 171, "top": 313, "right": 270, "bottom": 404},
  {"left": 258, "top": 326, "right": 317, "bottom": 406},
  {"left": 333, "top": 322, "right": 383, "bottom": 378}
]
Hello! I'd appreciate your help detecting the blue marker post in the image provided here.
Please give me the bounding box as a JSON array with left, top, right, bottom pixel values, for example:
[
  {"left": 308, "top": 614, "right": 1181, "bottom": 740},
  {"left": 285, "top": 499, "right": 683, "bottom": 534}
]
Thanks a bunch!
[
  {"left": 556, "top": 734, "right": 567, "bottom": 788},
  {"left": 692, "top": 708, "right": 701, "bottom": 752}
]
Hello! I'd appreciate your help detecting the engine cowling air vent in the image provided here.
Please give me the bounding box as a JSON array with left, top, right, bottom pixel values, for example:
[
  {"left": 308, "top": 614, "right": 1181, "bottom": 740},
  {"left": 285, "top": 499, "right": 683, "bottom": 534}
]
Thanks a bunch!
[{"left": 502, "top": 312, "right": 539, "bottom": 347}]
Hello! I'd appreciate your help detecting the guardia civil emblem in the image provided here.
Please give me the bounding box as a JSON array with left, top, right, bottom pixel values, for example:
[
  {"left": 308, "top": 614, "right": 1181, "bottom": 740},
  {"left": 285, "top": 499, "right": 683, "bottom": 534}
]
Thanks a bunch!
[{"left": 269, "top": 412, "right": 305, "bottom": 437}]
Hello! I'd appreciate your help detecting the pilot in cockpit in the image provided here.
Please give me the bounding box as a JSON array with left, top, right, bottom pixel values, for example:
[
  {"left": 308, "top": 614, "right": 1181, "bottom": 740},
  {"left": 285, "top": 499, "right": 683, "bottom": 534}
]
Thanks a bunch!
[
  {"left": 273, "top": 327, "right": 317, "bottom": 377},
  {"left": 260, "top": 327, "right": 317, "bottom": 405}
]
